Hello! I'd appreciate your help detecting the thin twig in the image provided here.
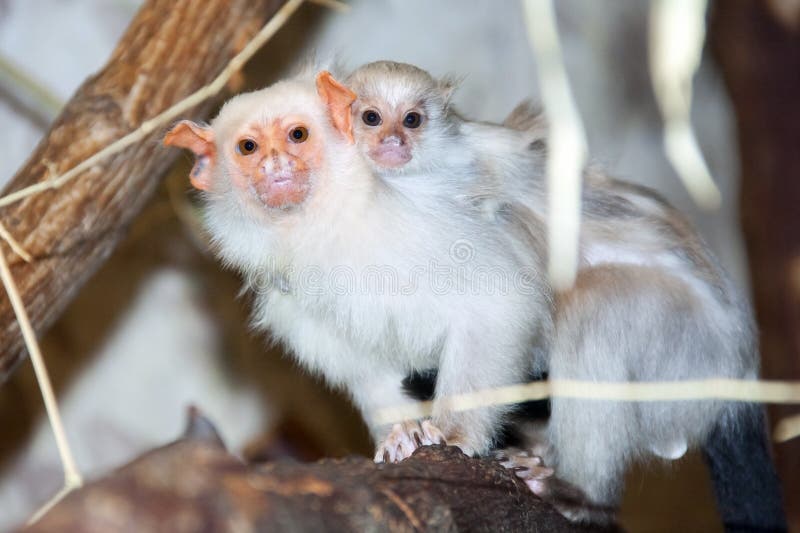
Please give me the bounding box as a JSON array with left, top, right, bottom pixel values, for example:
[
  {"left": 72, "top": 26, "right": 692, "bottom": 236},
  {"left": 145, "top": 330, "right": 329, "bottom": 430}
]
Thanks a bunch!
[
  {"left": 0, "top": 53, "right": 63, "bottom": 126},
  {"left": 0, "top": 248, "right": 83, "bottom": 503},
  {"left": 774, "top": 413, "right": 800, "bottom": 443},
  {"left": 0, "top": 221, "right": 32, "bottom": 262},
  {"left": 374, "top": 378, "right": 800, "bottom": 439},
  {"left": 522, "top": 0, "right": 587, "bottom": 291},
  {"left": 26, "top": 483, "right": 79, "bottom": 526},
  {"left": 308, "top": 0, "right": 350, "bottom": 12},
  {"left": 0, "top": 0, "right": 306, "bottom": 210},
  {"left": 649, "top": 0, "right": 721, "bottom": 209}
]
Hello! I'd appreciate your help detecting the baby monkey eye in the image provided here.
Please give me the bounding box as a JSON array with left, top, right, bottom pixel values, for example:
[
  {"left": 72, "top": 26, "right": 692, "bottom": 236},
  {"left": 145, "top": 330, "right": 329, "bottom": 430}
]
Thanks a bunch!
[
  {"left": 237, "top": 138, "right": 258, "bottom": 155},
  {"left": 403, "top": 111, "right": 422, "bottom": 129},
  {"left": 362, "top": 109, "right": 382, "bottom": 127},
  {"left": 289, "top": 126, "right": 309, "bottom": 143}
]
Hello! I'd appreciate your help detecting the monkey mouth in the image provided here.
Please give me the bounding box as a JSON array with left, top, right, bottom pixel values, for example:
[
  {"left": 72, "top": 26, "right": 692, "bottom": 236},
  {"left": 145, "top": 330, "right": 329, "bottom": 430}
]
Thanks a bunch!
[
  {"left": 370, "top": 145, "right": 412, "bottom": 168},
  {"left": 251, "top": 170, "right": 310, "bottom": 208},
  {"left": 271, "top": 175, "right": 292, "bottom": 184}
]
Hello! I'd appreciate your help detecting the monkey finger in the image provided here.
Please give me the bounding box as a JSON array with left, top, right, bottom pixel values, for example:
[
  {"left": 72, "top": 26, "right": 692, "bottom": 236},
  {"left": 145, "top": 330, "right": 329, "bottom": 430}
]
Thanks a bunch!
[
  {"left": 397, "top": 435, "right": 417, "bottom": 461},
  {"left": 518, "top": 467, "right": 556, "bottom": 498},
  {"left": 499, "top": 460, "right": 515, "bottom": 470},
  {"left": 374, "top": 447, "right": 390, "bottom": 464},
  {"left": 405, "top": 421, "right": 428, "bottom": 448},
  {"left": 526, "top": 478, "right": 548, "bottom": 496},
  {"left": 512, "top": 465, "right": 554, "bottom": 480},
  {"left": 421, "top": 420, "right": 447, "bottom": 445},
  {"left": 530, "top": 466, "right": 554, "bottom": 479}
]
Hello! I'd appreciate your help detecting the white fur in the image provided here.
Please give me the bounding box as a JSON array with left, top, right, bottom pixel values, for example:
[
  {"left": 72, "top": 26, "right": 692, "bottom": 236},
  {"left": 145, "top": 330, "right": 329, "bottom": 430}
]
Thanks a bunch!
[{"left": 199, "top": 76, "right": 552, "bottom": 454}]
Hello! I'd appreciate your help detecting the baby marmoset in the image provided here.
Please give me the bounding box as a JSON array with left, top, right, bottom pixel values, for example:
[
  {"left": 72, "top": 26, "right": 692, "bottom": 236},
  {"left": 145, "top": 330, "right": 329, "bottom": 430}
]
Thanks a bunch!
[{"left": 344, "top": 60, "right": 785, "bottom": 528}]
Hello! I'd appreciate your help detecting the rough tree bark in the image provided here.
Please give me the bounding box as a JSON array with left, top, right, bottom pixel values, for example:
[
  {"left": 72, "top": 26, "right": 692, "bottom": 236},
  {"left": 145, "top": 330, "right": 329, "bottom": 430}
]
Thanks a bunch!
[
  {"left": 710, "top": 0, "right": 800, "bottom": 529},
  {"left": 0, "top": 0, "right": 288, "bottom": 382},
  {"left": 21, "top": 409, "right": 615, "bottom": 533}
]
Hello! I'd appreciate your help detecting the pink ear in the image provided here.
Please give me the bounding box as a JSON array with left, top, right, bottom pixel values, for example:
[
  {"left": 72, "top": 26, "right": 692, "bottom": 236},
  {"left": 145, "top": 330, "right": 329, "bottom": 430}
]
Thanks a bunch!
[
  {"left": 164, "top": 120, "right": 216, "bottom": 191},
  {"left": 315, "top": 71, "right": 356, "bottom": 143}
]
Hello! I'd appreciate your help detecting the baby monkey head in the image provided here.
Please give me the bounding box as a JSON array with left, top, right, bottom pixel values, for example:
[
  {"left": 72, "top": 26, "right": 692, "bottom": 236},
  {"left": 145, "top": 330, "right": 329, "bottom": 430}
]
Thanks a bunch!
[
  {"left": 346, "top": 61, "right": 458, "bottom": 175},
  {"left": 163, "top": 71, "right": 356, "bottom": 211}
]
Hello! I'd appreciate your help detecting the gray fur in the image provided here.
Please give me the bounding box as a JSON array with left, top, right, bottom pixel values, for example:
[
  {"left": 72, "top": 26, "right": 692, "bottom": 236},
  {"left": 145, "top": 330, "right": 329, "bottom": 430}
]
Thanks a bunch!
[{"left": 346, "top": 60, "right": 769, "bottom": 525}]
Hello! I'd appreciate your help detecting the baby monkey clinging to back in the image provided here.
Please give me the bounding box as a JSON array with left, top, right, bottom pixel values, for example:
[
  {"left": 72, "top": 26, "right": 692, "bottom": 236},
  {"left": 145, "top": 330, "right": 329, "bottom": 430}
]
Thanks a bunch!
[
  {"left": 345, "top": 60, "right": 786, "bottom": 529},
  {"left": 164, "top": 69, "right": 553, "bottom": 491},
  {"left": 346, "top": 61, "right": 549, "bottom": 224}
]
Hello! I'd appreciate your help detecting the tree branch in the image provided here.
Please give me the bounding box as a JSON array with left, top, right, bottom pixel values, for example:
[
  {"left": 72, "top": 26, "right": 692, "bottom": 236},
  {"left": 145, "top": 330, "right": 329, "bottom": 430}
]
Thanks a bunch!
[
  {"left": 0, "top": 0, "right": 289, "bottom": 382},
  {"left": 22, "top": 409, "right": 616, "bottom": 532}
]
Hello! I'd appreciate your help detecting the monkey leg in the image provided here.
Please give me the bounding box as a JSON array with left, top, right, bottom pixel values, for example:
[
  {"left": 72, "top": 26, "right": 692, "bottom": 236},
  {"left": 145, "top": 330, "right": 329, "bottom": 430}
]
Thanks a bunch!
[
  {"left": 535, "top": 397, "right": 629, "bottom": 524},
  {"left": 538, "top": 265, "right": 699, "bottom": 523}
]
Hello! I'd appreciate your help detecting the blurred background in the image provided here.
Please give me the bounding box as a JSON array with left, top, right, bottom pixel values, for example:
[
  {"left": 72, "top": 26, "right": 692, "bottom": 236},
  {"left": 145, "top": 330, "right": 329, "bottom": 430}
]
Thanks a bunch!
[{"left": 0, "top": 1, "right": 794, "bottom": 531}]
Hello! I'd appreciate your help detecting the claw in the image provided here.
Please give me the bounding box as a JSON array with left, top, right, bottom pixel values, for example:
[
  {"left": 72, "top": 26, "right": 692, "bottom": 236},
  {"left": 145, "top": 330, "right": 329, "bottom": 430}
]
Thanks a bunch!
[
  {"left": 383, "top": 450, "right": 390, "bottom": 463},
  {"left": 420, "top": 420, "right": 447, "bottom": 445}
]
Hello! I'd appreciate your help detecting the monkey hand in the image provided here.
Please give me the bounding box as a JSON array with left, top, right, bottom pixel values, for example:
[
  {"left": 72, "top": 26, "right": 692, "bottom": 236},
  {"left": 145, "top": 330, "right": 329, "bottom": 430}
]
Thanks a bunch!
[
  {"left": 373, "top": 419, "right": 446, "bottom": 463},
  {"left": 498, "top": 451, "right": 616, "bottom": 524},
  {"left": 494, "top": 448, "right": 554, "bottom": 490}
]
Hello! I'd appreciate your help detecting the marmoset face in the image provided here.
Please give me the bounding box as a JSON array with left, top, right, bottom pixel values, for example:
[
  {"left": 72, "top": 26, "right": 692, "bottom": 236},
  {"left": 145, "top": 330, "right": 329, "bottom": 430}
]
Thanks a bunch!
[{"left": 347, "top": 61, "right": 456, "bottom": 174}]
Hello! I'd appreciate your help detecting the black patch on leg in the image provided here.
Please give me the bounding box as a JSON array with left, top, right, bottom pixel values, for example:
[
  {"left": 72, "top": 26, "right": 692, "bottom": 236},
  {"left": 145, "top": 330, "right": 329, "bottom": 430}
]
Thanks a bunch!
[
  {"left": 401, "top": 369, "right": 438, "bottom": 401},
  {"left": 401, "top": 368, "right": 551, "bottom": 449}
]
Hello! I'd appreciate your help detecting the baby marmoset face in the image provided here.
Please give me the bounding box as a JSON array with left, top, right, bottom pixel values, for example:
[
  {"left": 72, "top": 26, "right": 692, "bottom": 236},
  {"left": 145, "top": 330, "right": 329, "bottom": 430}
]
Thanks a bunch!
[{"left": 346, "top": 61, "right": 458, "bottom": 175}]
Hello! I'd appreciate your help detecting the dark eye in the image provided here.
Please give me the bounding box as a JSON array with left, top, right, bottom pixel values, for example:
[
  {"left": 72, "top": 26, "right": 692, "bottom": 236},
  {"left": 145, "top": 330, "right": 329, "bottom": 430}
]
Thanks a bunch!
[
  {"left": 237, "top": 138, "right": 257, "bottom": 155},
  {"left": 362, "top": 109, "right": 382, "bottom": 127},
  {"left": 290, "top": 126, "right": 309, "bottom": 143},
  {"left": 403, "top": 111, "right": 422, "bottom": 129}
]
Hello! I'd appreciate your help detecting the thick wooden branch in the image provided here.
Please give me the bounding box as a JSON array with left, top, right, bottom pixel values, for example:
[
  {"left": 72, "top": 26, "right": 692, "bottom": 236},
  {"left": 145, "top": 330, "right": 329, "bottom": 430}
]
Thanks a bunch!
[
  {"left": 710, "top": 0, "right": 800, "bottom": 528},
  {"left": 0, "top": 0, "right": 288, "bottom": 382},
  {"left": 21, "top": 409, "right": 616, "bottom": 533}
]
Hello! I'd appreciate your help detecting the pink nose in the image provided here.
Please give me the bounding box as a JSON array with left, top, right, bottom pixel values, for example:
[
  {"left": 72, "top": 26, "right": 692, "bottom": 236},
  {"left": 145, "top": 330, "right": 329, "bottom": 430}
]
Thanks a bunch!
[{"left": 381, "top": 135, "right": 404, "bottom": 146}]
